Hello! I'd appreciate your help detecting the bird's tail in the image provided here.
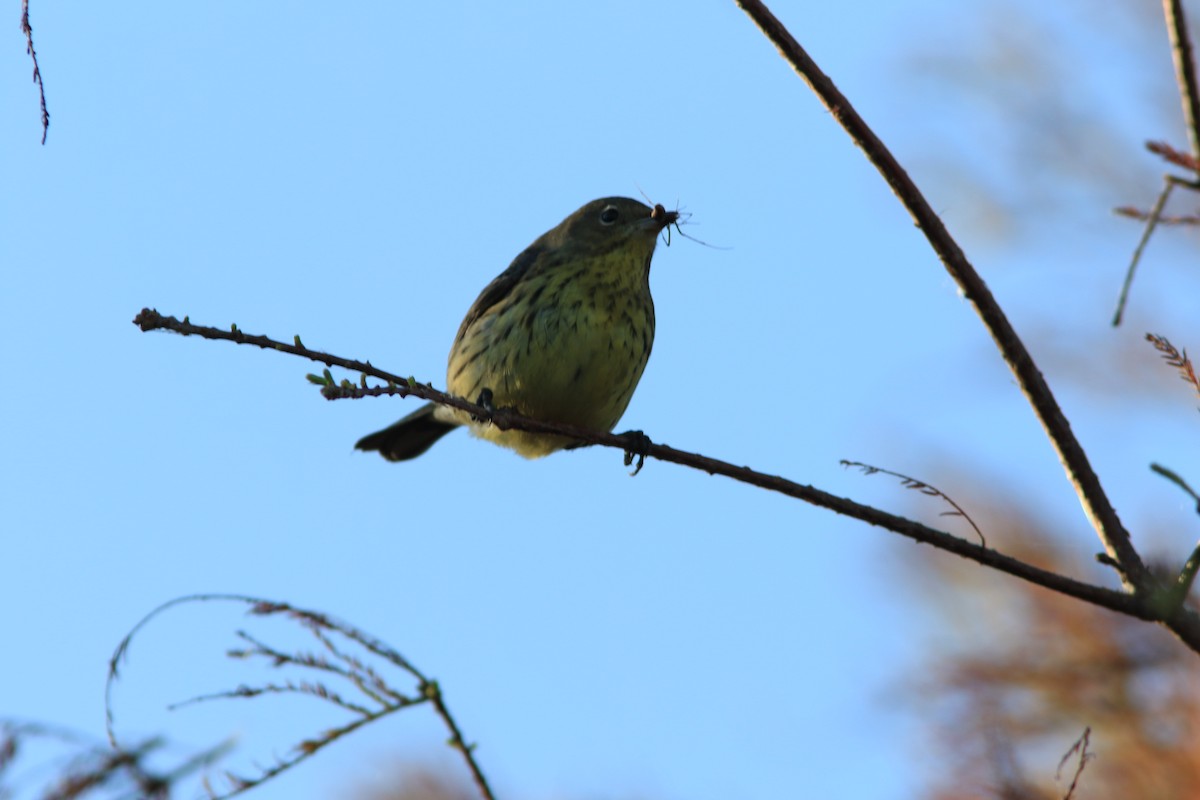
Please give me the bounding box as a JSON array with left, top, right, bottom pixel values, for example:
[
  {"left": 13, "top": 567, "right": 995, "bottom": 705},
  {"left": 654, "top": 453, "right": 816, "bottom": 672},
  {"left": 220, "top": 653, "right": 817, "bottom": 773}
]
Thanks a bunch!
[{"left": 355, "top": 402, "right": 458, "bottom": 462}]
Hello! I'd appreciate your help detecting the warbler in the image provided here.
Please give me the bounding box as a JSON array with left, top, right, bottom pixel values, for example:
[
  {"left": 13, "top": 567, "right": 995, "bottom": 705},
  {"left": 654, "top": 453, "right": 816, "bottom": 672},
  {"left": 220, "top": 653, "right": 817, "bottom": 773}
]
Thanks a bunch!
[{"left": 356, "top": 196, "right": 677, "bottom": 461}]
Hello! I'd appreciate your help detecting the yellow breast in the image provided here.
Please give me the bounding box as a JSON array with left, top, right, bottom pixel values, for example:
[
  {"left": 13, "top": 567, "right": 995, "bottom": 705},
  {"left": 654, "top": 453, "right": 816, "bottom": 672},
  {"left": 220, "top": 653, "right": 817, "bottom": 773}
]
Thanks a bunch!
[{"left": 444, "top": 252, "right": 655, "bottom": 457}]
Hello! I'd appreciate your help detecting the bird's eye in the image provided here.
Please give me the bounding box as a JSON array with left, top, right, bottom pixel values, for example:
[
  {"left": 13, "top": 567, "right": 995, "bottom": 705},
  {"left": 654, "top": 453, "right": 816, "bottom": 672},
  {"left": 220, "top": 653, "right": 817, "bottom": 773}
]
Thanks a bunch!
[{"left": 599, "top": 206, "right": 620, "bottom": 225}]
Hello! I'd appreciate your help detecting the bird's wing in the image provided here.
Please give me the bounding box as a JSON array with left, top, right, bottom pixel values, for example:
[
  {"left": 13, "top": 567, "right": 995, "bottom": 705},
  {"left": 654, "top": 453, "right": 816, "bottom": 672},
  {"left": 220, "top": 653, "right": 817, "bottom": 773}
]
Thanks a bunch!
[{"left": 450, "top": 243, "right": 545, "bottom": 346}]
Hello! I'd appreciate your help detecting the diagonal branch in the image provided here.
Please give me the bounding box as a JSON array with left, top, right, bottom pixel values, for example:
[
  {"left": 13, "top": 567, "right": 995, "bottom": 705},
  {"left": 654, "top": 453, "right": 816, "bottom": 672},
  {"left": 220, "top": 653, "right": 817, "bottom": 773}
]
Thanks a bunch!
[
  {"left": 733, "top": 0, "right": 1151, "bottom": 594},
  {"left": 132, "top": 309, "right": 1200, "bottom": 649},
  {"left": 1114, "top": 5, "right": 1200, "bottom": 323},
  {"left": 20, "top": 0, "right": 50, "bottom": 145},
  {"left": 1112, "top": 176, "right": 1177, "bottom": 327},
  {"left": 1163, "top": 0, "right": 1200, "bottom": 163}
]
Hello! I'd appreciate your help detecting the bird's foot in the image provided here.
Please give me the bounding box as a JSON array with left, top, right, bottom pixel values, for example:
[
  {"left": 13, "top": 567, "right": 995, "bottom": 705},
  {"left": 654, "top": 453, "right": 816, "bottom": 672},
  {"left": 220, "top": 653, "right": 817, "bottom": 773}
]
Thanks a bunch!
[
  {"left": 618, "top": 430, "right": 653, "bottom": 476},
  {"left": 472, "top": 388, "right": 496, "bottom": 422}
]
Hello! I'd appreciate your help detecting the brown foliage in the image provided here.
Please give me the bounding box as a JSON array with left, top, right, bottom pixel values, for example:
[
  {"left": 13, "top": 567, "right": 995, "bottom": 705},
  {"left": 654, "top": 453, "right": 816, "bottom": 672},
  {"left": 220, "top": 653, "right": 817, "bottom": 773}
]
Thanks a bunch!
[{"left": 902, "top": 497, "right": 1200, "bottom": 799}]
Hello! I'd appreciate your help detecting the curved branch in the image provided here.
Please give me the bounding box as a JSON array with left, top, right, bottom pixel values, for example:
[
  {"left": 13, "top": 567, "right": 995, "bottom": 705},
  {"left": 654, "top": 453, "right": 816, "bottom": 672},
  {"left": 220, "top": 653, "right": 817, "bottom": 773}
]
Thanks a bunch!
[{"left": 733, "top": 0, "right": 1151, "bottom": 594}]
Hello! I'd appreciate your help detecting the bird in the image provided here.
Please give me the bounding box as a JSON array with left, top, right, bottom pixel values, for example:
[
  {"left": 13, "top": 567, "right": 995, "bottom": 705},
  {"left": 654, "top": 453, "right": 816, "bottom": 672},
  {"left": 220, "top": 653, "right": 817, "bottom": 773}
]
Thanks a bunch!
[{"left": 356, "top": 196, "right": 677, "bottom": 461}]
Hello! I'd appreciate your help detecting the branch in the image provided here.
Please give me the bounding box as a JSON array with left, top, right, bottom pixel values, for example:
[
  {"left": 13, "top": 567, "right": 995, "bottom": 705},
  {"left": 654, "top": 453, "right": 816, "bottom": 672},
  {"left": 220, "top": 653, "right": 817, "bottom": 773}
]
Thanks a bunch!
[
  {"left": 132, "top": 309, "right": 1200, "bottom": 645},
  {"left": 732, "top": 1, "right": 1150, "bottom": 593},
  {"left": 1114, "top": 205, "right": 1200, "bottom": 226},
  {"left": 133, "top": 307, "right": 531, "bottom": 426},
  {"left": 1148, "top": 139, "right": 1200, "bottom": 173},
  {"left": 20, "top": 0, "right": 50, "bottom": 144},
  {"left": 106, "top": 593, "right": 496, "bottom": 800},
  {"left": 1056, "top": 726, "right": 1094, "bottom": 800},
  {"left": 1112, "top": 0, "right": 1200, "bottom": 322},
  {"left": 0, "top": 720, "right": 228, "bottom": 800},
  {"left": 1112, "top": 176, "right": 1176, "bottom": 327},
  {"left": 1163, "top": 0, "right": 1200, "bottom": 163},
  {"left": 1150, "top": 463, "right": 1200, "bottom": 610},
  {"left": 1151, "top": 462, "right": 1200, "bottom": 508}
]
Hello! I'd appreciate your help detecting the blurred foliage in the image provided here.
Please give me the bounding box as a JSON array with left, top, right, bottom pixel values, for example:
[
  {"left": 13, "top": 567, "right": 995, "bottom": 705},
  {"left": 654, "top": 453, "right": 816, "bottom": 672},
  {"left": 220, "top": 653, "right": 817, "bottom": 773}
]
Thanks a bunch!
[{"left": 897, "top": 490, "right": 1200, "bottom": 799}]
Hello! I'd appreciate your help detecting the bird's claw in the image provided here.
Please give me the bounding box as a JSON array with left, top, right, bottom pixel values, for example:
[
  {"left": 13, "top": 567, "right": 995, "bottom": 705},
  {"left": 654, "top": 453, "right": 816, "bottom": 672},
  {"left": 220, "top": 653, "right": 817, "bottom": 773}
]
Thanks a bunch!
[
  {"left": 618, "top": 430, "right": 652, "bottom": 476},
  {"left": 472, "top": 388, "right": 496, "bottom": 422}
]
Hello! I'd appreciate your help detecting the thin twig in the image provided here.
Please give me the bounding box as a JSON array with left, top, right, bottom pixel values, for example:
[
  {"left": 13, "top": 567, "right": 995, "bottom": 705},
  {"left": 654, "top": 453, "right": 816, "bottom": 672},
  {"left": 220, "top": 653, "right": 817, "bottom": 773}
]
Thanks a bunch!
[
  {"left": 425, "top": 681, "right": 494, "bottom": 800},
  {"left": 1163, "top": 0, "right": 1200, "bottom": 161},
  {"left": 1148, "top": 140, "right": 1200, "bottom": 172},
  {"left": 170, "top": 680, "right": 378, "bottom": 718},
  {"left": 304, "top": 624, "right": 406, "bottom": 706},
  {"left": 1114, "top": 205, "right": 1200, "bottom": 226},
  {"left": 1113, "top": 177, "right": 1175, "bottom": 326},
  {"left": 1151, "top": 463, "right": 1200, "bottom": 507},
  {"left": 131, "top": 311, "right": 1200, "bottom": 641},
  {"left": 1150, "top": 462, "right": 1200, "bottom": 609},
  {"left": 840, "top": 461, "right": 985, "bottom": 546},
  {"left": 1056, "top": 726, "right": 1093, "bottom": 800},
  {"left": 731, "top": 2, "right": 1149, "bottom": 594},
  {"left": 0, "top": 720, "right": 228, "bottom": 800},
  {"left": 20, "top": 0, "right": 50, "bottom": 144},
  {"left": 1114, "top": 0, "right": 1200, "bottom": 322},
  {"left": 212, "top": 706, "right": 399, "bottom": 799},
  {"left": 106, "top": 592, "right": 497, "bottom": 800},
  {"left": 1173, "top": 541, "right": 1200, "bottom": 608}
]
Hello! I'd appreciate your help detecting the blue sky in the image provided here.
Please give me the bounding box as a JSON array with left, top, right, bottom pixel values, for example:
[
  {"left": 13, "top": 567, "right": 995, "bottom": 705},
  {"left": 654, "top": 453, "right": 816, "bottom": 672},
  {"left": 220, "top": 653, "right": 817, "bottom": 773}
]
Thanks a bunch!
[{"left": 4, "top": 2, "right": 1199, "bottom": 799}]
